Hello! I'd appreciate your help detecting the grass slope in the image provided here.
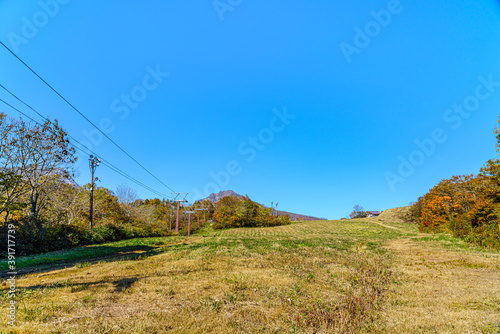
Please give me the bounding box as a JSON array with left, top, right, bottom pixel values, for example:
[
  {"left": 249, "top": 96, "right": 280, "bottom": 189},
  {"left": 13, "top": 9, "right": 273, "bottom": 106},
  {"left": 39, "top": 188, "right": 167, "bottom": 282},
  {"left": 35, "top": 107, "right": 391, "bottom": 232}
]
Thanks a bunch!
[{"left": 1, "top": 211, "right": 499, "bottom": 333}]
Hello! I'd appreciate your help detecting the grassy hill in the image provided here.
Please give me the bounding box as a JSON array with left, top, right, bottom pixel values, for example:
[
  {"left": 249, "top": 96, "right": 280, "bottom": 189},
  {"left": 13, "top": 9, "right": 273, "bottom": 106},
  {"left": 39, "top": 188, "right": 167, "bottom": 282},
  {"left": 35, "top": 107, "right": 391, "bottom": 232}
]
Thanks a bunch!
[{"left": 1, "top": 212, "right": 499, "bottom": 333}]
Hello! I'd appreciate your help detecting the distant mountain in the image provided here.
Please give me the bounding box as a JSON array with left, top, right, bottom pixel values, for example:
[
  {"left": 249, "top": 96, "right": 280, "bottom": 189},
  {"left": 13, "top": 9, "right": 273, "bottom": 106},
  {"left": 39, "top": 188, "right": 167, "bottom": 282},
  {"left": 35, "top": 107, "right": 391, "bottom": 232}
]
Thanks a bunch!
[
  {"left": 51, "top": 168, "right": 79, "bottom": 187},
  {"left": 203, "top": 190, "right": 327, "bottom": 221},
  {"left": 205, "top": 190, "right": 244, "bottom": 203},
  {"left": 274, "top": 210, "right": 327, "bottom": 222}
]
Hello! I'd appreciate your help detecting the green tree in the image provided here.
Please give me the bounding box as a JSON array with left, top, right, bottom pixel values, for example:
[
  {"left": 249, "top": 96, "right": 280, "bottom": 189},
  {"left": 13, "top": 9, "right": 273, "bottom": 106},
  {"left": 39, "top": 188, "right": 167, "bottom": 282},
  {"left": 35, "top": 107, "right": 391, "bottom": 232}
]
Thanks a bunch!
[
  {"left": 213, "top": 196, "right": 290, "bottom": 229},
  {"left": 0, "top": 171, "right": 26, "bottom": 222},
  {"left": 349, "top": 205, "right": 369, "bottom": 219},
  {"left": 82, "top": 185, "right": 122, "bottom": 225},
  {"left": 1, "top": 116, "right": 76, "bottom": 218}
]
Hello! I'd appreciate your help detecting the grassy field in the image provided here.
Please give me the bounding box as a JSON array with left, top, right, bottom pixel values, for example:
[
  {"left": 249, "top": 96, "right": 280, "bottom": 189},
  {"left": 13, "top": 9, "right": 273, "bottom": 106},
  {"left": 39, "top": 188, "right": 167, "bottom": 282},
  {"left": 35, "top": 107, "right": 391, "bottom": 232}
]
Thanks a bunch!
[{"left": 1, "top": 209, "right": 499, "bottom": 333}]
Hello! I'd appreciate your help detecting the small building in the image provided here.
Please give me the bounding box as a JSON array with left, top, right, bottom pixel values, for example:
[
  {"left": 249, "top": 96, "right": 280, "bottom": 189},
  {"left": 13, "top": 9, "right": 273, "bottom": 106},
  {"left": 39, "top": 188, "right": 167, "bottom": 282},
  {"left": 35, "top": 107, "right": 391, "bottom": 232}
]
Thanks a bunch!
[{"left": 366, "top": 211, "right": 382, "bottom": 217}]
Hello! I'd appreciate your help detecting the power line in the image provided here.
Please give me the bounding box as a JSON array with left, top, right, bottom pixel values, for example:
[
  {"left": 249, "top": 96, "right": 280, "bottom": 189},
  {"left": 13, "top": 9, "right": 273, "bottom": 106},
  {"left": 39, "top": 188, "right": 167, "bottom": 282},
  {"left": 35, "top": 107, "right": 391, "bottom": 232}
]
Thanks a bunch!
[
  {"left": 0, "top": 41, "right": 176, "bottom": 194},
  {"left": 0, "top": 96, "right": 171, "bottom": 199},
  {"left": 0, "top": 95, "right": 171, "bottom": 199},
  {"left": 0, "top": 95, "right": 172, "bottom": 199},
  {"left": 0, "top": 97, "right": 39, "bottom": 124},
  {"left": 0, "top": 84, "right": 48, "bottom": 122},
  {"left": 100, "top": 161, "right": 171, "bottom": 199}
]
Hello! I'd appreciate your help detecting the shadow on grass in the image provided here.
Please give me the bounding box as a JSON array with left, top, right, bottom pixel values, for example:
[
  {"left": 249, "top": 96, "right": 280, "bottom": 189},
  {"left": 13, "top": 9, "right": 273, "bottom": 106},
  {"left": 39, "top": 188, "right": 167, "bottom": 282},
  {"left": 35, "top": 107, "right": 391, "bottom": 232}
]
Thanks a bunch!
[
  {"left": 0, "top": 236, "right": 210, "bottom": 279},
  {"left": 0, "top": 244, "right": 160, "bottom": 278},
  {"left": 0, "top": 274, "right": 143, "bottom": 294},
  {"left": 113, "top": 277, "right": 140, "bottom": 292}
]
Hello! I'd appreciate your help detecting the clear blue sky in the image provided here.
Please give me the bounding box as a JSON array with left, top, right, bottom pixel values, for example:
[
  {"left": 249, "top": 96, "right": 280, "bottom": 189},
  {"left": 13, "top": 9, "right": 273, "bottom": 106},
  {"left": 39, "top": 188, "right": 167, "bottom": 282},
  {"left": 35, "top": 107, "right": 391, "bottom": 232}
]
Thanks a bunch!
[{"left": 1, "top": 0, "right": 499, "bottom": 219}]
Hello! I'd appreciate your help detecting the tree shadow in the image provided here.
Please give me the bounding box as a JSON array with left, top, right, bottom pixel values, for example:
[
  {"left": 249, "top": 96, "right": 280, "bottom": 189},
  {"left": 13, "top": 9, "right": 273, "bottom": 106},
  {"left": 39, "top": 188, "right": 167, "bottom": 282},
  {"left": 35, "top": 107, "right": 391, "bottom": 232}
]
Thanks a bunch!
[
  {"left": 113, "top": 277, "right": 140, "bottom": 292},
  {"left": 0, "top": 236, "right": 204, "bottom": 279},
  {"left": 0, "top": 275, "right": 142, "bottom": 294},
  {"left": 0, "top": 244, "right": 157, "bottom": 278}
]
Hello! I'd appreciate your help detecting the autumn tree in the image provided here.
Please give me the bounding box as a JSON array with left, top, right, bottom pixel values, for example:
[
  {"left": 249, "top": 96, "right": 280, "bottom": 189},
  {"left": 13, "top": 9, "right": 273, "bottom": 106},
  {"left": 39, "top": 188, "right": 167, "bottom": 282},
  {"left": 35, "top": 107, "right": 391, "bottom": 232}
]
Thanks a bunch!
[
  {"left": 116, "top": 184, "right": 138, "bottom": 204},
  {"left": 0, "top": 114, "right": 28, "bottom": 221},
  {"left": 349, "top": 205, "right": 369, "bottom": 219},
  {"left": 156, "top": 199, "right": 175, "bottom": 230},
  {"left": 46, "top": 182, "right": 87, "bottom": 225},
  {"left": 213, "top": 196, "right": 290, "bottom": 229},
  {"left": 84, "top": 185, "right": 122, "bottom": 225},
  {"left": 0, "top": 171, "right": 26, "bottom": 222},
  {"left": 1, "top": 116, "right": 76, "bottom": 219},
  {"left": 115, "top": 184, "right": 140, "bottom": 222},
  {"left": 409, "top": 115, "right": 500, "bottom": 249}
]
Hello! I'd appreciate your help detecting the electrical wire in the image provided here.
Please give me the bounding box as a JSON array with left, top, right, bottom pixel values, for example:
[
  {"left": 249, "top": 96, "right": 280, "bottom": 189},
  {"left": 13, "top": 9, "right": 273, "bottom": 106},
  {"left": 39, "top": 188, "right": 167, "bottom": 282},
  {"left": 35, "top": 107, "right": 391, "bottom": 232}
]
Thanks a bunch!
[
  {"left": 0, "top": 95, "right": 172, "bottom": 199},
  {"left": 0, "top": 41, "right": 176, "bottom": 194}
]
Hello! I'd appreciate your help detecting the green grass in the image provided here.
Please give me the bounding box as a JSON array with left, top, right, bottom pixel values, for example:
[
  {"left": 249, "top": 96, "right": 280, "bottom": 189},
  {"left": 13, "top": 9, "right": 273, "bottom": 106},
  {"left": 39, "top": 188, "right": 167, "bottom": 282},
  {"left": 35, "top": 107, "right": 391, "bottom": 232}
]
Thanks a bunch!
[
  {"left": 2, "top": 219, "right": 499, "bottom": 333},
  {"left": 0, "top": 236, "right": 191, "bottom": 271},
  {"left": 1, "top": 220, "right": 407, "bottom": 272},
  {"left": 413, "top": 233, "right": 499, "bottom": 253},
  {"left": 0, "top": 218, "right": 487, "bottom": 274}
]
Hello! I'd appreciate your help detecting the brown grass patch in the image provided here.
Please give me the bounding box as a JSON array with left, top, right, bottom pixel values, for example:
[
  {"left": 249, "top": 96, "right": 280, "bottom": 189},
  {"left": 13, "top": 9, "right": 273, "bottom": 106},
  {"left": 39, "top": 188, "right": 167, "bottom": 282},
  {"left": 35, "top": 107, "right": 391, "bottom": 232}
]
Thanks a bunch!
[
  {"left": 381, "top": 237, "right": 500, "bottom": 333},
  {"left": 0, "top": 219, "right": 498, "bottom": 333}
]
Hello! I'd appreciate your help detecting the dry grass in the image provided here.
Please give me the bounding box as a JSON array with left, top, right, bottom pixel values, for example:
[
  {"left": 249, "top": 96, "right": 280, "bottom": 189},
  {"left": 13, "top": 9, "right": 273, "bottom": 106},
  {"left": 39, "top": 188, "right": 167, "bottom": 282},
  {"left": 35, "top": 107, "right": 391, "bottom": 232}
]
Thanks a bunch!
[
  {"left": 1, "top": 213, "right": 499, "bottom": 333},
  {"left": 381, "top": 237, "right": 500, "bottom": 333}
]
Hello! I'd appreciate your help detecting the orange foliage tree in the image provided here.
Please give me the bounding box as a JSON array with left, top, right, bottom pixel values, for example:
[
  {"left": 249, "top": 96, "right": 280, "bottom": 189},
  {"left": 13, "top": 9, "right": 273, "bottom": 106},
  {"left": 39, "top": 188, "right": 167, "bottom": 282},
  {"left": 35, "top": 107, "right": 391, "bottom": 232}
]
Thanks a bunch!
[{"left": 410, "top": 117, "right": 500, "bottom": 249}]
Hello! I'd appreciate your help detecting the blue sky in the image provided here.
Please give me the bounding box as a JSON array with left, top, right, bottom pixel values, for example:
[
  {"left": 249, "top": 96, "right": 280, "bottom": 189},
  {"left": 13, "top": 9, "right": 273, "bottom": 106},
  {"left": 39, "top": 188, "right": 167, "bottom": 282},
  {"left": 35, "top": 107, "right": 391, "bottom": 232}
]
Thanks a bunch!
[{"left": 1, "top": 0, "right": 499, "bottom": 219}]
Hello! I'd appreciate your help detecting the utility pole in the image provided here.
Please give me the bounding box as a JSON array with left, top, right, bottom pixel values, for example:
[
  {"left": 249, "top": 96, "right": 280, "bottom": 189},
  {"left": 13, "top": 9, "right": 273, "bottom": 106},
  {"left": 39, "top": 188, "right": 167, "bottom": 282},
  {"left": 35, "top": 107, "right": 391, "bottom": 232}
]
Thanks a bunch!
[
  {"left": 172, "top": 192, "right": 188, "bottom": 233},
  {"left": 276, "top": 202, "right": 279, "bottom": 216},
  {"left": 89, "top": 155, "right": 100, "bottom": 229}
]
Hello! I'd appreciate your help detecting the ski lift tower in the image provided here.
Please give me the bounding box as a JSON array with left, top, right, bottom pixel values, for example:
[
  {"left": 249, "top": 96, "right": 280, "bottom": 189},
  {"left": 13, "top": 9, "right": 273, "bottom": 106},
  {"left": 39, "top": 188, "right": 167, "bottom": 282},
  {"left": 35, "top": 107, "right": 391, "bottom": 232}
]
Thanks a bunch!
[
  {"left": 172, "top": 192, "right": 188, "bottom": 233},
  {"left": 184, "top": 210, "right": 196, "bottom": 236},
  {"left": 195, "top": 207, "right": 209, "bottom": 226}
]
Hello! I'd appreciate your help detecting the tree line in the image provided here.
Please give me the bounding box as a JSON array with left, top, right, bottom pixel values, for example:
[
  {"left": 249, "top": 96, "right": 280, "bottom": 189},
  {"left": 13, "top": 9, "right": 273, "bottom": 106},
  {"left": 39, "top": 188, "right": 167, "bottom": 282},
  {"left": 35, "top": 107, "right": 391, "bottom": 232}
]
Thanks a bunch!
[
  {"left": 407, "top": 117, "right": 500, "bottom": 250},
  {"left": 0, "top": 113, "right": 291, "bottom": 256},
  {"left": 0, "top": 113, "right": 216, "bottom": 256}
]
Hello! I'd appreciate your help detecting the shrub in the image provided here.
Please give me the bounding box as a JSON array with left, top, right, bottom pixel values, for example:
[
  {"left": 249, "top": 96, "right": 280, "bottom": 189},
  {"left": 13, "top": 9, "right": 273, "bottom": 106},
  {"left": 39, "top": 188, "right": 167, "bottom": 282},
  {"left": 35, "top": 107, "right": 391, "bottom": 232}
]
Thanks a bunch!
[
  {"left": 349, "top": 205, "right": 370, "bottom": 219},
  {"left": 410, "top": 171, "right": 500, "bottom": 250},
  {"left": 16, "top": 216, "right": 49, "bottom": 256},
  {"left": 213, "top": 196, "right": 291, "bottom": 230},
  {"left": 1, "top": 218, "right": 174, "bottom": 258}
]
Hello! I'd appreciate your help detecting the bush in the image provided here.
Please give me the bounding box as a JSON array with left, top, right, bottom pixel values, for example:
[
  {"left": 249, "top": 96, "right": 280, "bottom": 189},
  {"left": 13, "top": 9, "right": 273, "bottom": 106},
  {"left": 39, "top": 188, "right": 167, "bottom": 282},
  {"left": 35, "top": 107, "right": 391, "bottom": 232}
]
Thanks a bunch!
[
  {"left": 212, "top": 196, "right": 291, "bottom": 230},
  {"left": 1, "top": 218, "right": 174, "bottom": 258},
  {"left": 15, "top": 216, "right": 50, "bottom": 256},
  {"left": 349, "top": 205, "right": 370, "bottom": 219},
  {"left": 409, "top": 171, "right": 500, "bottom": 250},
  {"left": 45, "top": 222, "right": 89, "bottom": 250}
]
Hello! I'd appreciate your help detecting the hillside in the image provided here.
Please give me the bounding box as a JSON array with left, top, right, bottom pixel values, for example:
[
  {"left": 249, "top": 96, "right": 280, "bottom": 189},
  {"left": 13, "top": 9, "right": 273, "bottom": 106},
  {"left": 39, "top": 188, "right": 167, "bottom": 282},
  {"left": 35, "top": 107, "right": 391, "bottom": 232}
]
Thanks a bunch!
[
  {"left": 274, "top": 209, "right": 327, "bottom": 221},
  {"left": 3, "top": 218, "right": 499, "bottom": 333},
  {"left": 51, "top": 167, "right": 79, "bottom": 187},
  {"left": 203, "top": 190, "right": 327, "bottom": 221},
  {"left": 365, "top": 206, "right": 411, "bottom": 224}
]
